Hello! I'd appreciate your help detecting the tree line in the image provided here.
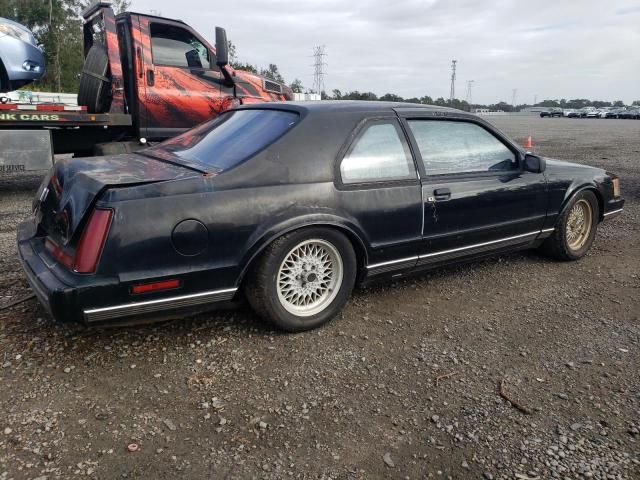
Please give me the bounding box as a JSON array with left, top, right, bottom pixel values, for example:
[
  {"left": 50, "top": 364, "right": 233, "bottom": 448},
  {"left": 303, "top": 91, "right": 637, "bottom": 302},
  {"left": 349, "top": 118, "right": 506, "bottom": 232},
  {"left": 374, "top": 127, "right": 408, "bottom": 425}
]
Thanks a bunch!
[{"left": 287, "top": 81, "right": 640, "bottom": 111}]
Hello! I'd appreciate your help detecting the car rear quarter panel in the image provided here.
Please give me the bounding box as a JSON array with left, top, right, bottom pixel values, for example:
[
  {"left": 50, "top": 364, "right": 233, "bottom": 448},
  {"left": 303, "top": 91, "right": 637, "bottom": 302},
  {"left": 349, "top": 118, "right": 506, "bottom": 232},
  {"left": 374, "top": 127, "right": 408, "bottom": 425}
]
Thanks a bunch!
[
  {"left": 97, "top": 109, "right": 387, "bottom": 292},
  {"left": 98, "top": 180, "right": 377, "bottom": 291}
]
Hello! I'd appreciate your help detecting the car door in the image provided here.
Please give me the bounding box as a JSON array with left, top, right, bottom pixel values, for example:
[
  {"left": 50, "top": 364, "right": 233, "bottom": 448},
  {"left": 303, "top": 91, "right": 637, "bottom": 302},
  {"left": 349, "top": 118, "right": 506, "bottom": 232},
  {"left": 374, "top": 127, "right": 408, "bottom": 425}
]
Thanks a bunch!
[
  {"left": 400, "top": 114, "right": 548, "bottom": 266},
  {"left": 335, "top": 117, "right": 423, "bottom": 277},
  {"left": 134, "top": 17, "right": 233, "bottom": 139}
]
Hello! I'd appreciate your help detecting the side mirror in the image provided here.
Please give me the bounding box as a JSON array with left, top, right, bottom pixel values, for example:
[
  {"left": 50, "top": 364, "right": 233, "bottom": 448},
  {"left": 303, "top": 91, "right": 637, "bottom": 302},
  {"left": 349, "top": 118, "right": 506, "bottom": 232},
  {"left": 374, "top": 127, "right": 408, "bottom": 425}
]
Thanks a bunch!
[
  {"left": 524, "top": 153, "right": 546, "bottom": 173},
  {"left": 215, "top": 27, "right": 229, "bottom": 66},
  {"left": 214, "top": 26, "right": 234, "bottom": 86}
]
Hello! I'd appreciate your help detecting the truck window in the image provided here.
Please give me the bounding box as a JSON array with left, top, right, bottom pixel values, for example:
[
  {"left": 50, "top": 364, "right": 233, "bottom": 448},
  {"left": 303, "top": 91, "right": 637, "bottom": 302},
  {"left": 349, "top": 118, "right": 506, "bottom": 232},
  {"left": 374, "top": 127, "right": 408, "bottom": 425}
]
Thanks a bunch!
[{"left": 150, "top": 23, "right": 210, "bottom": 68}]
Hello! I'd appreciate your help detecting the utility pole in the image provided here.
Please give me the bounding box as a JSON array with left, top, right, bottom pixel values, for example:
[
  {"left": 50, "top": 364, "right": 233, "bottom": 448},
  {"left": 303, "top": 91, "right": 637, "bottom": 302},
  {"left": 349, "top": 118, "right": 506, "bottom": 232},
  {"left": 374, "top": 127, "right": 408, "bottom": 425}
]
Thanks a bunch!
[
  {"left": 533, "top": 94, "right": 538, "bottom": 106},
  {"left": 449, "top": 60, "right": 457, "bottom": 103},
  {"left": 312, "top": 45, "right": 327, "bottom": 97},
  {"left": 465, "top": 80, "right": 475, "bottom": 107},
  {"left": 511, "top": 88, "right": 518, "bottom": 108}
]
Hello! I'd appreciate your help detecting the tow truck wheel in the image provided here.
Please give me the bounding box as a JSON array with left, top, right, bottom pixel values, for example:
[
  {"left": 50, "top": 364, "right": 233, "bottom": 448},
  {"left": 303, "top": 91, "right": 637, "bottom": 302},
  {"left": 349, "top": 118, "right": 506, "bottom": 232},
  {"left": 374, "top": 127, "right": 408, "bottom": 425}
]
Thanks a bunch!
[{"left": 78, "top": 45, "right": 111, "bottom": 114}]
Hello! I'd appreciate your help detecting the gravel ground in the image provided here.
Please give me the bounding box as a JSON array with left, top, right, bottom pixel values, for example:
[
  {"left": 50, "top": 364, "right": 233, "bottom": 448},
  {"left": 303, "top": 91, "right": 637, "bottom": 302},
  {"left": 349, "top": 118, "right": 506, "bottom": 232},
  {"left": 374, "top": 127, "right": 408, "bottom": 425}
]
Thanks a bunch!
[{"left": 0, "top": 116, "right": 639, "bottom": 480}]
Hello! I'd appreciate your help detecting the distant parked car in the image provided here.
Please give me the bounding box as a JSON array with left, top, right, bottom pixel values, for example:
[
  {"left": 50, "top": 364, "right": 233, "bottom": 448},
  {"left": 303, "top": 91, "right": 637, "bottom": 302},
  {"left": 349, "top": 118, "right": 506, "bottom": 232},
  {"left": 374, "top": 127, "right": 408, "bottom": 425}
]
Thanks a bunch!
[
  {"left": 605, "top": 108, "right": 626, "bottom": 119},
  {"left": 563, "top": 109, "right": 575, "bottom": 117},
  {"left": 619, "top": 108, "right": 640, "bottom": 119},
  {"left": 0, "top": 17, "right": 45, "bottom": 92},
  {"left": 586, "top": 109, "right": 604, "bottom": 118},
  {"left": 568, "top": 107, "right": 596, "bottom": 118},
  {"left": 540, "top": 108, "right": 563, "bottom": 118}
]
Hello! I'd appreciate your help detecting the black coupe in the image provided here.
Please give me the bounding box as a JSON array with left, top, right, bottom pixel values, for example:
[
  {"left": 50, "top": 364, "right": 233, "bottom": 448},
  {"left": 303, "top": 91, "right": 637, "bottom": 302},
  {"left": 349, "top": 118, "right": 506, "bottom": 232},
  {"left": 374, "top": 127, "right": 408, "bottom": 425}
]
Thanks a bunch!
[{"left": 18, "top": 102, "right": 624, "bottom": 331}]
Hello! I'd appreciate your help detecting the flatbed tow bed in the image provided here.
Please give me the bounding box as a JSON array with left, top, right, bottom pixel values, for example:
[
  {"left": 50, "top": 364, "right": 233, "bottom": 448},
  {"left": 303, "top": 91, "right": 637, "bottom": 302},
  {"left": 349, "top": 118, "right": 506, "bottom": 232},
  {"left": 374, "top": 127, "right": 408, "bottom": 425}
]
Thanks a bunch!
[{"left": 0, "top": 102, "right": 131, "bottom": 127}]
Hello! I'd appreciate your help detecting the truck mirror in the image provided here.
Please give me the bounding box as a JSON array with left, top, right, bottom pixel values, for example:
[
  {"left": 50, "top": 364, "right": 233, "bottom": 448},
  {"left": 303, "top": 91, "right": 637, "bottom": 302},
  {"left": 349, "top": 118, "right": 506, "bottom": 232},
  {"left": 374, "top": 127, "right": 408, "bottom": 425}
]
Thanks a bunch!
[
  {"left": 215, "top": 26, "right": 234, "bottom": 86},
  {"left": 215, "top": 27, "right": 229, "bottom": 66}
]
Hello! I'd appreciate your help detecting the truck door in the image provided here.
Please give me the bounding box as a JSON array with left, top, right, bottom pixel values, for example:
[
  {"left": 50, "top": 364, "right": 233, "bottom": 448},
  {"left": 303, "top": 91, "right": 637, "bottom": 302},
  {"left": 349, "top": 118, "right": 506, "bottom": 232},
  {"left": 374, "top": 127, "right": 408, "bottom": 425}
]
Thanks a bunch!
[{"left": 132, "top": 16, "right": 234, "bottom": 140}]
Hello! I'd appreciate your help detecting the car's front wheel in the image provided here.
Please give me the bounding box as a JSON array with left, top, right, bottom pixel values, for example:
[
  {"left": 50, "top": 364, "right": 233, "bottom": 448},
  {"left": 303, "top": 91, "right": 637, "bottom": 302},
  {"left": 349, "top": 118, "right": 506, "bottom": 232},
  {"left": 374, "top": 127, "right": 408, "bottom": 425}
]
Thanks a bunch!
[
  {"left": 245, "top": 228, "right": 357, "bottom": 331},
  {"left": 540, "top": 190, "right": 599, "bottom": 261}
]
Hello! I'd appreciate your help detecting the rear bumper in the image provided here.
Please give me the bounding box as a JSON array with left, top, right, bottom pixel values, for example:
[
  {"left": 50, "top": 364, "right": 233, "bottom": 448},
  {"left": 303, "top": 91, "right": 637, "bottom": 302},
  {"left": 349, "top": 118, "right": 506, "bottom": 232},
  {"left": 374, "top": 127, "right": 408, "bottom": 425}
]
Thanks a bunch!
[
  {"left": 17, "top": 220, "right": 237, "bottom": 325},
  {"left": 17, "top": 220, "right": 78, "bottom": 322}
]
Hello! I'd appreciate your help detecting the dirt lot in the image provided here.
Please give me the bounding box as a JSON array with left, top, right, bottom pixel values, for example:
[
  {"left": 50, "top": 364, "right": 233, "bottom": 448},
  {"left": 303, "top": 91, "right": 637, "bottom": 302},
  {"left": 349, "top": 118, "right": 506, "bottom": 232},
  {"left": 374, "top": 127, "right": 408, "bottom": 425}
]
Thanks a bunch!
[{"left": 1, "top": 116, "right": 638, "bottom": 480}]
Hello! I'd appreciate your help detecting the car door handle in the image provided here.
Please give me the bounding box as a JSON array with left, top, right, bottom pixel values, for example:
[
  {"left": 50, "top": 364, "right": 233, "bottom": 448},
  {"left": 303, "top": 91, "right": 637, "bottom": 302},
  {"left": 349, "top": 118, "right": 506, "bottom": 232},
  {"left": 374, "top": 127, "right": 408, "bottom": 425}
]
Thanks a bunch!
[
  {"left": 146, "top": 69, "right": 155, "bottom": 86},
  {"left": 433, "top": 188, "right": 451, "bottom": 200}
]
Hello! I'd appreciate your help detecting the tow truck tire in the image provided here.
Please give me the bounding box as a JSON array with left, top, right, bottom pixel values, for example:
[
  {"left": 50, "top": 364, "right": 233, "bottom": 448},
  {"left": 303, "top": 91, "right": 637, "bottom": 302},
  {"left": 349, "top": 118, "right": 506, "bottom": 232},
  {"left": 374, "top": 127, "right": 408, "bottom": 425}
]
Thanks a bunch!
[{"left": 78, "top": 45, "right": 111, "bottom": 113}]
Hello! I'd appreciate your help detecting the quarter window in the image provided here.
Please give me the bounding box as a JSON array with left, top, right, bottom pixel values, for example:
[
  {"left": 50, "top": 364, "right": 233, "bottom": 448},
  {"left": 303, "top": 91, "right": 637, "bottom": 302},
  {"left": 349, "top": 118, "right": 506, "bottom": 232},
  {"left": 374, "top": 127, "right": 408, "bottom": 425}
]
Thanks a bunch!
[
  {"left": 340, "top": 122, "right": 416, "bottom": 184},
  {"left": 150, "top": 23, "right": 210, "bottom": 68},
  {"left": 408, "top": 120, "right": 517, "bottom": 175}
]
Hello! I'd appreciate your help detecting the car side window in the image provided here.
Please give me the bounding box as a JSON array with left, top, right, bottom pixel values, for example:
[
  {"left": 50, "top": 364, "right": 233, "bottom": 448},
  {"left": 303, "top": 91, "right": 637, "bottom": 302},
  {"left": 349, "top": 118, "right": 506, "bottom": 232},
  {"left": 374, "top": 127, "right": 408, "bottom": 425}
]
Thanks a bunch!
[
  {"left": 150, "top": 23, "right": 210, "bottom": 68},
  {"left": 408, "top": 120, "right": 517, "bottom": 176},
  {"left": 340, "top": 121, "right": 416, "bottom": 184}
]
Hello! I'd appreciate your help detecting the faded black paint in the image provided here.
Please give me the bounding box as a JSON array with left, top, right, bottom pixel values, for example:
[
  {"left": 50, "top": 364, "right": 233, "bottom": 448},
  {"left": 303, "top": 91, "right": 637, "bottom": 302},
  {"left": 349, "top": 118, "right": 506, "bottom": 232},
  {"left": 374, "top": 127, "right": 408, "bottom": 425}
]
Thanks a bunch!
[{"left": 17, "top": 102, "right": 625, "bottom": 325}]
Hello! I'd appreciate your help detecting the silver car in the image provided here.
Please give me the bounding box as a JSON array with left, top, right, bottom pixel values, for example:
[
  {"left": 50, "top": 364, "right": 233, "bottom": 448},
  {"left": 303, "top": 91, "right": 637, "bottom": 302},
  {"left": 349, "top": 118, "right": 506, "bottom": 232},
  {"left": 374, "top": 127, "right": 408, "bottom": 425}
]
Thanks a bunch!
[{"left": 0, "top": 17, "right": 46, "bottom": 92}]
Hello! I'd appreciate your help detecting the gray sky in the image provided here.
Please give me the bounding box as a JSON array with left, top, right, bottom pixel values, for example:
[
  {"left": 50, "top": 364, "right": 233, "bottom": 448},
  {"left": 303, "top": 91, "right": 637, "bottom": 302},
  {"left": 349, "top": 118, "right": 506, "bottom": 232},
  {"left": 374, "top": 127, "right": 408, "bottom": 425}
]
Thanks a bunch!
[{"left": 131, "top": 0, "right": 640, "bottom": 104}]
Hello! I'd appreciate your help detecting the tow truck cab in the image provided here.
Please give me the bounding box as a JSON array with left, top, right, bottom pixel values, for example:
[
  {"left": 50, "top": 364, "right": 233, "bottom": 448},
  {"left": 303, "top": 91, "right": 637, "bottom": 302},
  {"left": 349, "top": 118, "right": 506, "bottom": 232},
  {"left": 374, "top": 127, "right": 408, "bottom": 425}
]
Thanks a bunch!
[
  {"left": 84, "top": 1, "right": 292, "bottom": 138},
  {"left": 0, "top": 0, "right": 292, "bottom": 158}
]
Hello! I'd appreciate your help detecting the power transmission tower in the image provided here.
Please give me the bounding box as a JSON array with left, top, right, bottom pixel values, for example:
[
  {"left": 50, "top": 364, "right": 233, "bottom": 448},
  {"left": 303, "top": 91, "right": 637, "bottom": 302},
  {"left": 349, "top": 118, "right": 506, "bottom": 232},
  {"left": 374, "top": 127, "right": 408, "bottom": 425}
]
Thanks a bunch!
[
  {"left": 465, "top": 80, "right": 475, "bottom": 106},
  {"left": 312, "top": 45, "right": 327, "bottom": 96},
  {"left": 449, "top": 60, "right": 457, "bottom": 102},
  {"left": 511, "top": 88, "right": 518, "bottom": 107}
]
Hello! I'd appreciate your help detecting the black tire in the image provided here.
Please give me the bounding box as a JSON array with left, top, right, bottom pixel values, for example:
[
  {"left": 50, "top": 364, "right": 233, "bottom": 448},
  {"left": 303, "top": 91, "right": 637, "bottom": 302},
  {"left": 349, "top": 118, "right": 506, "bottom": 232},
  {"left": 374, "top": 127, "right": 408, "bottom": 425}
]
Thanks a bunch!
[
  {"left": 0, "top": 59, "right": 8, "bottom": 93},
  {"left": 77, "top": 45, "right": 111, "bottom": 113},
  {"left": 539, "top": 190, "right": 599, "bottom": 261},
  {"left": 245, "top": 228, "right": 357, "bottom": 332}
]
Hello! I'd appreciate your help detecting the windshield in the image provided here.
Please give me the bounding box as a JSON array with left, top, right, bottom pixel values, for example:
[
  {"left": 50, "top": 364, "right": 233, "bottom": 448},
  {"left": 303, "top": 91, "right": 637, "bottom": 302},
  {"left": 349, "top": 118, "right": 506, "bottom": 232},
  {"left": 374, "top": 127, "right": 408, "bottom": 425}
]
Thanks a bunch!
[{"left": 147, "top": 109, "right": 299, "bottom": 171}]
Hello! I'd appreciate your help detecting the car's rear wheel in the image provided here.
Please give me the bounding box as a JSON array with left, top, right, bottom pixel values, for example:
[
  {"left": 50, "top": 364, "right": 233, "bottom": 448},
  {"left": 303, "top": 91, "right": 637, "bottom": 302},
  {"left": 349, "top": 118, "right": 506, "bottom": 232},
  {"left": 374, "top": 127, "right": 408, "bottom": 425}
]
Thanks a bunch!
[
  {"left": 539, "top": 190, "right": 599, "bottom": 261},
  {"left": 245, "top": 228, "right": 357, "bottom": 331}
]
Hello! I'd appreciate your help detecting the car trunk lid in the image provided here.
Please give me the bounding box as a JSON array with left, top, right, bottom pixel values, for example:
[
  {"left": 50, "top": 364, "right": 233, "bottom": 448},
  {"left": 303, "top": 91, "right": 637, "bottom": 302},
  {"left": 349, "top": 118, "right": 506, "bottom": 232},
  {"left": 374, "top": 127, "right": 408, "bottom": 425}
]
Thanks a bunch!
[{"left": 35, "top": 153, "right": 202, "bottom": 246}]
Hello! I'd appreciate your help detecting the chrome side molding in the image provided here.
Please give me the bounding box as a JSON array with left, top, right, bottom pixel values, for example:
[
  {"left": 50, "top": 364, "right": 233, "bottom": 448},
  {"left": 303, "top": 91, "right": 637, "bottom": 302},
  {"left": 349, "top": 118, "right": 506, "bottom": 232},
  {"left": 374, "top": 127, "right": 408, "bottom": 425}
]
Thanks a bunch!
[
  {"left": 603, "top": 208, "right": 623, "bottom": 217},
  {"left": 84, "top": 287, "right": 238, "bottom": 323},
  {"left": 367, "top": 229, "right": 545, "bottom": 272}
]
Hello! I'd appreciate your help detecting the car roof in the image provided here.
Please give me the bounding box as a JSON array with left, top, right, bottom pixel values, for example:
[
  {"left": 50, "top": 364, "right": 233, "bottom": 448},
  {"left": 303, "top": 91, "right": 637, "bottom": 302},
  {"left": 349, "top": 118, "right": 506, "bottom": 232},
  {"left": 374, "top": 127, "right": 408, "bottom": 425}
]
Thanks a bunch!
[
  {"left": 236, "top": 100, "right": 461, "bottom": 115},
  {"left": 0, "top": 16, "right": 32, "bottom": 32}
]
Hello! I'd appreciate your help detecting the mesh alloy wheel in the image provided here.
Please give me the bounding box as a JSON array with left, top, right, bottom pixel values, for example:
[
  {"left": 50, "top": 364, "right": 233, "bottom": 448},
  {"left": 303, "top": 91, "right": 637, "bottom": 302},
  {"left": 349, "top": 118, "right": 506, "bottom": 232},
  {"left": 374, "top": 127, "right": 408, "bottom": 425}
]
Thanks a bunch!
[
  {"left": 276, "top": 239, "right": 343, "bottom": 317},
  {"left": 566, "top": 199, "right": 593, "bottom": 251}
]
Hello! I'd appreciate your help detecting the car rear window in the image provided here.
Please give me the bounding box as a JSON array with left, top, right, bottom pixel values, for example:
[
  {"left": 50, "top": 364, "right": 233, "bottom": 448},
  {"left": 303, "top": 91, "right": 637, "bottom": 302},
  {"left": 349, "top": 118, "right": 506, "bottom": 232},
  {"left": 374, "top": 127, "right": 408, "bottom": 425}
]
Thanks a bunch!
[{"left": 148, "top": 109, "right": 299, "bottom": 171}]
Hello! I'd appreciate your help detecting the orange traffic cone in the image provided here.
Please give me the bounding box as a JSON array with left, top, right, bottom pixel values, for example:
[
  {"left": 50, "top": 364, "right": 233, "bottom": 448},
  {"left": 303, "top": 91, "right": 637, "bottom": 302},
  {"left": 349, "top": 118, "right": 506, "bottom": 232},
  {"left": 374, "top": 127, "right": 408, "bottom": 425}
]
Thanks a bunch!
[{"left": 523, "top": 133, "right": 533, "bottom": 150}]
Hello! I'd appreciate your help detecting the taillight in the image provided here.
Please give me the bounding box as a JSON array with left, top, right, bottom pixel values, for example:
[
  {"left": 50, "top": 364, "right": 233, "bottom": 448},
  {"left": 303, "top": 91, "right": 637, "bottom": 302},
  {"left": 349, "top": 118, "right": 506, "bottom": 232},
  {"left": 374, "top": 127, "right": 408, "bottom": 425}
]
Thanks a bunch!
[
  {"left": 44, "top": 238, "right": 74, "bottom": 269},
  {"left": 73, "top": 208, "right": 113, "bottom": 274}
]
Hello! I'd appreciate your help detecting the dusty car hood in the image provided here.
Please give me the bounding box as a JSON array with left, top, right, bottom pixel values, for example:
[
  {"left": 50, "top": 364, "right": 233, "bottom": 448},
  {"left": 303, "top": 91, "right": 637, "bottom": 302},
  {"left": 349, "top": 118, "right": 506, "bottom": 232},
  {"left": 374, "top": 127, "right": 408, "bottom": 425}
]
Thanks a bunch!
[{"left": 543, "top": 157, "right": 604, "bottom": 173}]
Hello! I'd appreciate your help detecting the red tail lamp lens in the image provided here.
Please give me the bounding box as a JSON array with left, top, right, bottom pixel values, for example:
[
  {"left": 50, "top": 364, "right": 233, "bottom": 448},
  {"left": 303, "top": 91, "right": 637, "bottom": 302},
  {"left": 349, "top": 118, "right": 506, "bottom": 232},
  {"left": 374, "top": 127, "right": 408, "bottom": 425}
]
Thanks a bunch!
[
  {"left": 44, "top": 238, "right": 74, "bottom": 269},
  {"left": 73, "top": 208, "right": 113, "bottom": 273},
  {"left": 131, "top": 279, "right": 181, "bottom": 295}
]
